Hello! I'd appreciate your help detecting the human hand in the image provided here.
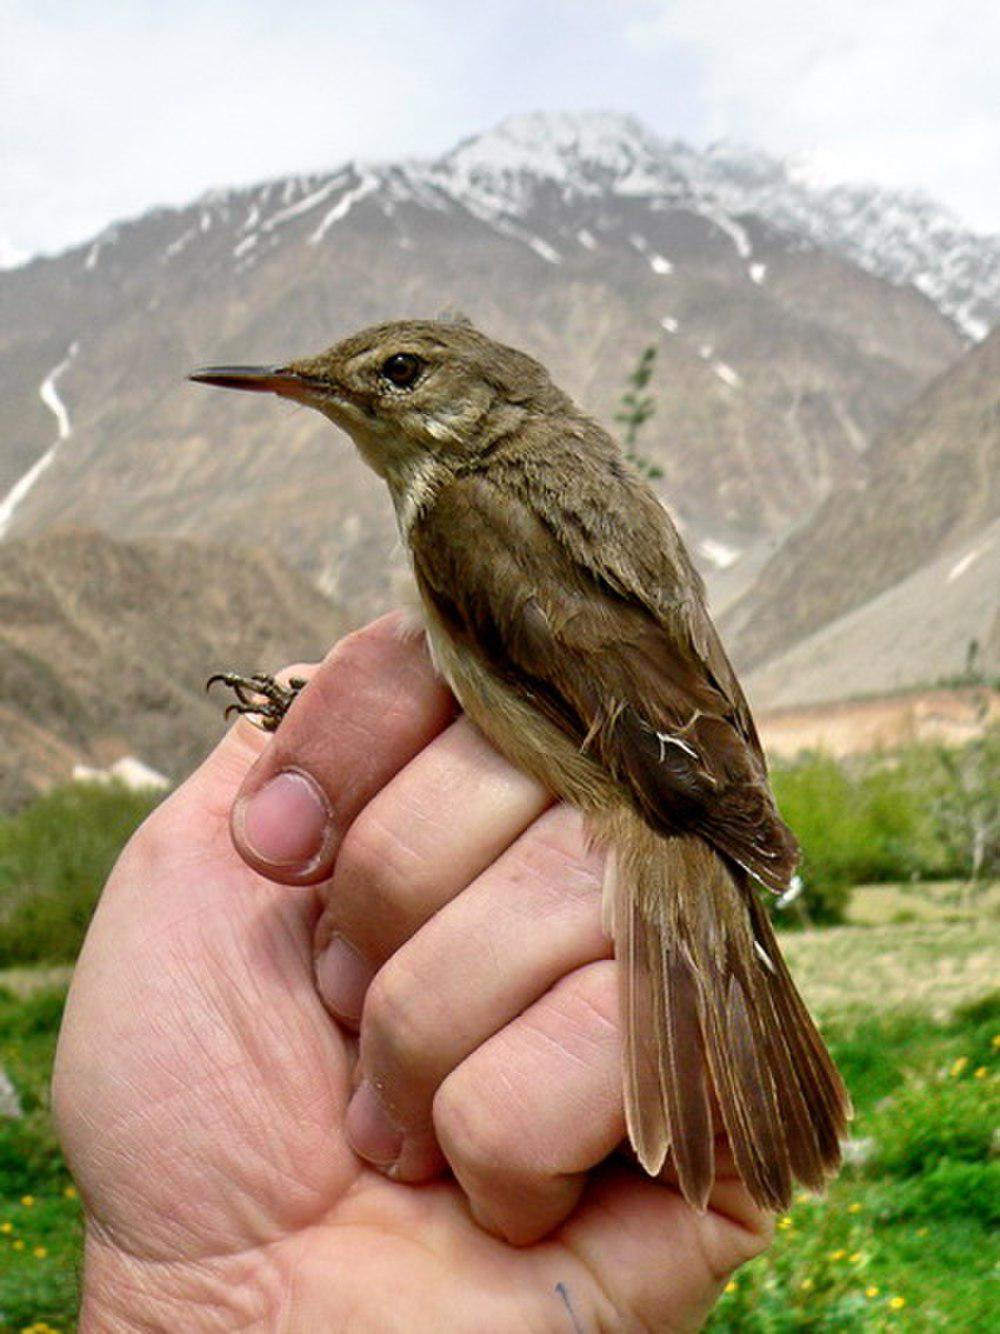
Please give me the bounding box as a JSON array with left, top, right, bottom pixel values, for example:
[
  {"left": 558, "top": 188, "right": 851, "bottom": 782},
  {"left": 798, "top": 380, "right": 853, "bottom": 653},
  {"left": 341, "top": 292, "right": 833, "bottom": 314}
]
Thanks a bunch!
[{"left": 53, "top": 614, "right": 771, "bottom": 1331}]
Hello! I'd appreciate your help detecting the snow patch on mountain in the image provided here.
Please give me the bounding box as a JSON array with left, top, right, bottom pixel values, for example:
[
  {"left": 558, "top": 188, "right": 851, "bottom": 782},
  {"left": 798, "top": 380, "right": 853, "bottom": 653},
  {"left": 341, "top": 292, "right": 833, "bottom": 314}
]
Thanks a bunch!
[
  {"left": 310, "top": 171, "right": 379, "bottom": 244},
  {"left": 713, "top": 361, "right": 742, "bottom": 389},
  {"left": 699, "top": 538, "right": 741, "bottom": 570},
  {"left": 0, "top": 342, "right": 78, "bottom": 537},
  {"left": 84, "top": 226, "right": 119, "bottom": 271}
]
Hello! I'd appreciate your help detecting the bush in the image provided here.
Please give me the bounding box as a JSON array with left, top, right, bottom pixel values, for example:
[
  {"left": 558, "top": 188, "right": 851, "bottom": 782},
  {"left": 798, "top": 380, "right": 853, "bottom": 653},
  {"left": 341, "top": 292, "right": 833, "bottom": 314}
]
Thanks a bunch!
[
  {"left": 769, "top": 729, "right": 1000, "bottom": 923},
  {"left": 0, "top": 783, "right": 161, "bottom": 966},
  {"left": 769, "top": 754, "right": 910, "bottom": 922}
]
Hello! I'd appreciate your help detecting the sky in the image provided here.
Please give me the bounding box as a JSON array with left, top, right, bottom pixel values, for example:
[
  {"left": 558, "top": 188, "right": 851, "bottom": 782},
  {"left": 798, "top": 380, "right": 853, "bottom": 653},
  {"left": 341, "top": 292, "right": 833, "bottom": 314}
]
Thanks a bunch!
[{"left": 2, "top": 0, "right": 998, "bottom": 261}]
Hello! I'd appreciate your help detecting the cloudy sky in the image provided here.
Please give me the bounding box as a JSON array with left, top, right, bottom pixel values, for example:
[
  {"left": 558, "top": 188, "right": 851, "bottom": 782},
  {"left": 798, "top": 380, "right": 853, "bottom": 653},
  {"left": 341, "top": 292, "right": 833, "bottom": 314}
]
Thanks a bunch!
[{"left": 3, "top": 0, "right": 998, "bottom": 260}]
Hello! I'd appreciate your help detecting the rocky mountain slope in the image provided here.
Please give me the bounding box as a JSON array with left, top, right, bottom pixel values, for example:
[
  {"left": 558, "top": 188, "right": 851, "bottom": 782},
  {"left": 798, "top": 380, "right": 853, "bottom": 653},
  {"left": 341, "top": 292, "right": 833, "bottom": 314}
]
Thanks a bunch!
[
  {"left": 0, "top": 529, "right": 347, "bottom": 807},
  {"left": 726, "top": 326, "right": 1000, "bottom": 683},
  {"left": 0, "top": 112, "right": 973, "bottom": 622},
  {"left": 745, "top": 517, "right": 1000, "bottom": 709}
]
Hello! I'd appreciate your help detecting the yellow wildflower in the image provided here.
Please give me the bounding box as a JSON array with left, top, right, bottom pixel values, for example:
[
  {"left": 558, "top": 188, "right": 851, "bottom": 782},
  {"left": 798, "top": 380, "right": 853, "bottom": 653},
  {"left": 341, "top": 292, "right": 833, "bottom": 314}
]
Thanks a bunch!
[
  {"left": 950, "top": 1056, "right": 968, "bottom": 1077},
  {"left": 19, "top": 1194, "right": 35, "bottom": 1208},
  {"left": 778, "top": 1216, "right": 794, "bottom": 1231},
  {"left": 800, "top": 1277, "right": 814, "bottom": 1292},
  {"left": 33, "top": 1244, "right": 48, "bottom": 1258},
  {"left": 848, "top": 1201, "right": 861, "bottom": 1213},
  {"left": 724, "top": 1280, "right": 737, "bottom": 1294},
  {"left": 917, "top": 1227, "right": 929, "bottom": 1237},
  {"left": 0, "top": 1220, "right": 12, "bottom": 1233},
  {"left": 829, "top": 1249, "right": 847, "bottom": 1261},
  {"left": 866, "top": 1286, "right": 880, "bottom": 1298},
  {"left": 974, "top": 1066, "right": 987, "bottom": 1079},
  {"left": 889, "top": 1295, "right": 906, "bottom": 1310},
  {"left": 991, "top": 1034, "right": 1000, "bottom": 1049},
  {"left": 63, "top": 1184, "right": 78, "bottom": 1199},
  {"left": 13, "top": 1238, "right": 24, "bottom": 1251},
  {"left": 849, "top": 1252, "right": 862, "bottom": 1263}
]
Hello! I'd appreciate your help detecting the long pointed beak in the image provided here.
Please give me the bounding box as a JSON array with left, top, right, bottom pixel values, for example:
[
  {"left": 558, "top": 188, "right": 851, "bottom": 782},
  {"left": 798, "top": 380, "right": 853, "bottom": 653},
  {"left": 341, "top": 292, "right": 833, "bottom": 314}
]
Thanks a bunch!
[{"left": 188, "top": 365, "right": 318, "bottom": 400}]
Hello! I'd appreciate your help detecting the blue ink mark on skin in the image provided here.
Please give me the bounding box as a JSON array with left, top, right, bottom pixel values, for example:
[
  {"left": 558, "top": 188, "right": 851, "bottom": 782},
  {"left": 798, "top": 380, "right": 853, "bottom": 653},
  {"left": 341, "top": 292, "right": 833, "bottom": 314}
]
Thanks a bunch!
[{"left": 556, "top": 1281, "right": 586, "bottom": 1333}]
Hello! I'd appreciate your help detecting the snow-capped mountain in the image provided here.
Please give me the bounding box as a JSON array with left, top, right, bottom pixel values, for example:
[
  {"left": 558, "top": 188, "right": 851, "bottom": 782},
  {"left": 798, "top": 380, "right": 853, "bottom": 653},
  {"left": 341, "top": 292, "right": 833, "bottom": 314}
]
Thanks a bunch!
[
  {"left": 54, "top": 110, "right": 998, "bottom": 339},
  {"left": 418, "top": 114, "right": 999, "bottom": 340},
  {"left": 0, "top": 110, "right": 979, "bottom": 624}
]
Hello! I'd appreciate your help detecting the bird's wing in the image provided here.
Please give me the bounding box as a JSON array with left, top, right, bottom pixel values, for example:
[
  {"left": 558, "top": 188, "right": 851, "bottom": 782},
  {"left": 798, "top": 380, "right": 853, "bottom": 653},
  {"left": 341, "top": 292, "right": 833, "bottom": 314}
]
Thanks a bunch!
[{"left": 411, "top": 471, "right": 796, "bottom": 890}]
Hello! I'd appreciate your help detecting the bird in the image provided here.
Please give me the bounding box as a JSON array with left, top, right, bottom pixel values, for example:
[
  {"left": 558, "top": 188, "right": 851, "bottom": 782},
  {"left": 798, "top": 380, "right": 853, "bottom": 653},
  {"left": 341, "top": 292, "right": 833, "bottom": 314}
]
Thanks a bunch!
[{"left": 191, "top": 318, "right": 850, "bottom": 1213}]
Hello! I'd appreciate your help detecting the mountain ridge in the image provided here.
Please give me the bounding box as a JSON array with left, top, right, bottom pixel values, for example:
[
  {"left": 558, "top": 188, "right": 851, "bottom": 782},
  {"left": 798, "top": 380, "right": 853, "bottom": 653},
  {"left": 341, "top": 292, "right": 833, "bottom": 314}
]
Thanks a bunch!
[
  {"left": 10, "top": 110, "right": 998, "bottom": 338},
  {"left": 726, "top": 325, "right": 1000, "bottom": 677}
]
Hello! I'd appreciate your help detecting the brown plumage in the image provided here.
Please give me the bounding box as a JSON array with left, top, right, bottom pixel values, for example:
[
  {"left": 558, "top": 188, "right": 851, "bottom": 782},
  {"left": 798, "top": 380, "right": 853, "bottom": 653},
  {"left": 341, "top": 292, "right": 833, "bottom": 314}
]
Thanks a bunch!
[{"left": 191, "top": 318, "right": 851, "bottom": 1212}]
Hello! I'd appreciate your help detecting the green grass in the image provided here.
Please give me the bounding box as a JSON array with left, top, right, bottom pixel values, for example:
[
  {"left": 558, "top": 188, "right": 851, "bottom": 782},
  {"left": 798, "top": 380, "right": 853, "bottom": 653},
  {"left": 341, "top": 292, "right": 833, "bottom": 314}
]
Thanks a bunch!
[
  {"left": 0, "top": 985, "right": 81, "bottom": 1333},
  {"left": 0, "top": 784, "right": 160, "bottom": 968},
  {"left": 708, "top": 992, "right": 1000, "bottom": 1332}
]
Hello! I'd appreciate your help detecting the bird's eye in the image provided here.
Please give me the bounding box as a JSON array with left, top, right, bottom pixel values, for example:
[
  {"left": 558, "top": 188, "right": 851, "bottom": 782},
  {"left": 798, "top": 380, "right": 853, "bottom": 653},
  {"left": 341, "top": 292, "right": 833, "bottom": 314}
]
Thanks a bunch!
[{"left": 380, "top": 352, "right": 424, "bottom": 389}]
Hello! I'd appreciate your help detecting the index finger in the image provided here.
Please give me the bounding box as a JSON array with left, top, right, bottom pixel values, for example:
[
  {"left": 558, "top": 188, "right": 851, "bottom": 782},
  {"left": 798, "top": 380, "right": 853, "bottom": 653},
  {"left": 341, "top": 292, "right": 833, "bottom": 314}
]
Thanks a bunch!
[{"left": 231, "top": 613, "right": 456, "bottom": 884}]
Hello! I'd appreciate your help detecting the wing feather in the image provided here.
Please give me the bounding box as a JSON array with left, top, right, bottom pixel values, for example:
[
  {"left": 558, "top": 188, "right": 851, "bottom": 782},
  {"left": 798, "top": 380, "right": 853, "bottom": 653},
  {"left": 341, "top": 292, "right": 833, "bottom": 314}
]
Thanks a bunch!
[{"left": 412, "top": 471, "right": 797, "bottom": 890}]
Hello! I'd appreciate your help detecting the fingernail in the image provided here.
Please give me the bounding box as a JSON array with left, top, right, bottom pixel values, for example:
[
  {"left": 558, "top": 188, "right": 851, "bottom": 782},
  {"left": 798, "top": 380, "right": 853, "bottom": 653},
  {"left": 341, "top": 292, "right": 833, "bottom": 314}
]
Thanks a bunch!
[
  {"left": 238, "top": 769, "right": 330, "bottom": 868},
  {"left": 315, "top": 935, "right": 373, "bottom": 1024},
  {"left": 346, "top": 1081, "right": 404, "bottom": 1168}
]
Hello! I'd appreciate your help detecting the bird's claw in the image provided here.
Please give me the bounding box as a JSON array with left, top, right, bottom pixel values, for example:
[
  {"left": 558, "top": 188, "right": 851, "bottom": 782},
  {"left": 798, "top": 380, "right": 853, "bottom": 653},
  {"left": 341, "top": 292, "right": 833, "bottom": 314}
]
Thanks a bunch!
[{"left": 206, "top": 671, "right": 306, "bottom": 733}]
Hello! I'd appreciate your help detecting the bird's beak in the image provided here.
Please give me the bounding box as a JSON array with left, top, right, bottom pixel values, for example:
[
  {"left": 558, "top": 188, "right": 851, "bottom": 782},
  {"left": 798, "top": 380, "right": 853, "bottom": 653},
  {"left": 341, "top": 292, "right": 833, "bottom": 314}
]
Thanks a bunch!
[{"left": 188, "top": 365, "right": 322, "bottom": 403}]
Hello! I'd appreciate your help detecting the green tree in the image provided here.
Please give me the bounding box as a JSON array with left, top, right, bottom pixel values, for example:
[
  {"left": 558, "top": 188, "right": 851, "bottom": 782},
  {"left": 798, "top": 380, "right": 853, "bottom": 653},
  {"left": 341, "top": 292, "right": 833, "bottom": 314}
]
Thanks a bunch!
[{"left": 615, "top": 344, "right": 663, "bottom": 480}]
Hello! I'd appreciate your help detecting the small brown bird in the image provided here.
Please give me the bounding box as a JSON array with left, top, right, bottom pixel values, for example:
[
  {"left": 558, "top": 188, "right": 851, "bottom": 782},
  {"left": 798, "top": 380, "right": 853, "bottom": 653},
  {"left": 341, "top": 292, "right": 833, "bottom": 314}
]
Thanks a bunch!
[{"left": 191, "top": 319, "right": 850, "bottom": 1212}]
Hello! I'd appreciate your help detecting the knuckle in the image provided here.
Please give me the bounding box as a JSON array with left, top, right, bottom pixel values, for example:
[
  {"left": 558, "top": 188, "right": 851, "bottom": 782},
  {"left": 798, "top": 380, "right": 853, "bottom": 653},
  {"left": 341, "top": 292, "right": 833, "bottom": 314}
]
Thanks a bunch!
[
  {"left": 362, "top": 953, "right": 435, "bottom": 1082},
  {"left": 548, "top": 959, "right": 619, "bottom": 1038},
  {"left": 434, "top": 1065, "right": 515, "bottom": 1185},
  {"left": 334, "top": 806, "right": 422, "bottom": 925}
]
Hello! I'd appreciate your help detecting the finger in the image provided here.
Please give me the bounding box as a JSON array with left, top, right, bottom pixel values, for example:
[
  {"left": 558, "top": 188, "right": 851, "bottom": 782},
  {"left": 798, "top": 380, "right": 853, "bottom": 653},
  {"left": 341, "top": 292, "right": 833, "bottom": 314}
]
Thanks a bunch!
[
  {"left": 432, "top": 963, "right": 772, "bottom": 1260},
  {"left": 230, "top": 612, "right": 455, "bottom": 884},
  {"left": 431, "top": 960, "right": 623, "bottom": 1245},
  {"left": 313, "top": 715, "right": 552, "bottom": 1017},
  {"left": 342, "top": 805, "right": 607, "bottom": 1175}
]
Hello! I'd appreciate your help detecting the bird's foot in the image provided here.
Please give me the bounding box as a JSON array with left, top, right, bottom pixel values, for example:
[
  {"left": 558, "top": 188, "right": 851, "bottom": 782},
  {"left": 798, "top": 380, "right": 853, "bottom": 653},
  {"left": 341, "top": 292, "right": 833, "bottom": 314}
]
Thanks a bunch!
[{"left": 206, "top": 671, "right": 307, "bottom": 733}]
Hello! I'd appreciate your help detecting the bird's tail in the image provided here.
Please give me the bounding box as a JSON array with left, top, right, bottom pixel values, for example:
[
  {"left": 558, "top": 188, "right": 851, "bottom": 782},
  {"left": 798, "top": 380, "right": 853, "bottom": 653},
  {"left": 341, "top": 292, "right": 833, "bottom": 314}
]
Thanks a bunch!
[{"left": 601, "top": 807, "right": 851, "bottom": 1213}]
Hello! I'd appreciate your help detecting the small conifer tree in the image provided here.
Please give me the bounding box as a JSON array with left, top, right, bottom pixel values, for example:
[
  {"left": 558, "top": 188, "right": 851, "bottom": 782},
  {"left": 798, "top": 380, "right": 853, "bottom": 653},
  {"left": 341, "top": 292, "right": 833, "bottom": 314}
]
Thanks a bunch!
[{"left": 615, "top": 345, "right": 663, "bottom": 480}]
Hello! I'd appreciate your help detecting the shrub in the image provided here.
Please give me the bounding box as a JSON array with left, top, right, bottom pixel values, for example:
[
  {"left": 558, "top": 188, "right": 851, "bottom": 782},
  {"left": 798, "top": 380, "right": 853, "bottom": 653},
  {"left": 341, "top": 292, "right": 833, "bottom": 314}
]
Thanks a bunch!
[{"left": 768, "top": 730, "right": 1000, "bottom": 923}]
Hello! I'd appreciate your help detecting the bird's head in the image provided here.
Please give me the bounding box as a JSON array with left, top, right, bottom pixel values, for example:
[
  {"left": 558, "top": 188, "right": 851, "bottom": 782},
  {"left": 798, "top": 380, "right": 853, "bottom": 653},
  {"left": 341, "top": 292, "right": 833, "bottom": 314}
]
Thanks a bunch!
[{"left": 190, "top": 319, "right": 568, "bottom": 516}]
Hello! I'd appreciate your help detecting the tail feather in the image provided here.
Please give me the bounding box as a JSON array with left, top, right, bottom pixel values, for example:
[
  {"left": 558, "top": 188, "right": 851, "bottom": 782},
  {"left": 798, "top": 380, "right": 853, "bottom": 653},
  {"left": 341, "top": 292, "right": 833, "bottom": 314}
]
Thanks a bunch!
[
  {"left": 618, "top": 875, "right": 670, "bottom": 1174},
  {"left": 605, "top": 809, "right": 850, "bottom": 1213},
  {"left": 661, "top": 943, "right": 714, "bottom": 1209},
  {"left": 722, "top": 972, "right": 793, "bottom": 1211}
]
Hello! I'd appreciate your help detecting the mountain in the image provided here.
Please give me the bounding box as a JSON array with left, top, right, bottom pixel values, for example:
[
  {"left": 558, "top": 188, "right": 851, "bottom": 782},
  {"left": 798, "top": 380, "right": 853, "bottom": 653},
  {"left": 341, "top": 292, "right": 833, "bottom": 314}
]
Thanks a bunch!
[
  {"left": 745, "top": 518, "right": 1000, "bottom": 710},
  {"left": 0, "top": 111, "right": 974, "bottom": 622},
  {"left": 726, "top": 326, "right": 1000, "bottom": 689},
  {"left": 0, "top": 529, "right": 348, "bottom": 808}
]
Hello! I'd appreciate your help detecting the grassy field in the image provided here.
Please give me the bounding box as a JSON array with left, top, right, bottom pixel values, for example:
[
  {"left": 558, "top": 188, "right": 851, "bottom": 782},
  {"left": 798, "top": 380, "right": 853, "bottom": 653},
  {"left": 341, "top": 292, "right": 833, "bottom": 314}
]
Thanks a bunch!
[
  {"left": 0, "top": 984, "right": 81, "bottom": 1333},
  {"left": 1, "top": 903, "right": 998, "bottom": 1332}
]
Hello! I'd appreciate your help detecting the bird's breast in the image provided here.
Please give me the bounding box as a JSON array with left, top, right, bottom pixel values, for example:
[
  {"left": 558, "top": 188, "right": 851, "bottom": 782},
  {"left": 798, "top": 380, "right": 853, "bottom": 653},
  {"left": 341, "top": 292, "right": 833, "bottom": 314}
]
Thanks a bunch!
[{"left": 418, "top": 594, "right": 615, "bottom": 814}]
